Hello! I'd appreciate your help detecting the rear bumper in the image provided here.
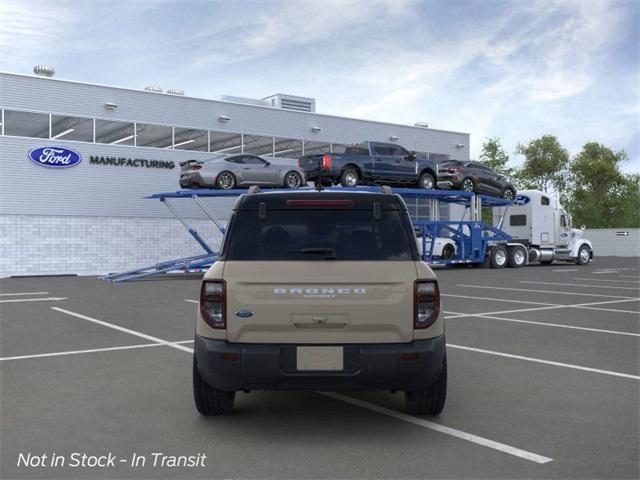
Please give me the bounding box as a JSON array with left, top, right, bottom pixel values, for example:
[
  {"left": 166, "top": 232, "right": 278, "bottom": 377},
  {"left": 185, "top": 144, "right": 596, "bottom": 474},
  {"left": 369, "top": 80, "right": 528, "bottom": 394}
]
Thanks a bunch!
[
  {"left": 194, "top": 335, "right": 446, "bottom": 392},
  {"left": 179, "top": 172, "right": 206, "bottom": 188}
]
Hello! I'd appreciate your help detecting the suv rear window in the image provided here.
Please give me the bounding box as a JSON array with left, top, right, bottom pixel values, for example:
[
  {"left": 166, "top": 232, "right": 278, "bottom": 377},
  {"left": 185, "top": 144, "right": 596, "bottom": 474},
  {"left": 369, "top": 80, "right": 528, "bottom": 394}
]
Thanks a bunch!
[{"left": 224, "top": 209, "right": 416, "bottom": 261}]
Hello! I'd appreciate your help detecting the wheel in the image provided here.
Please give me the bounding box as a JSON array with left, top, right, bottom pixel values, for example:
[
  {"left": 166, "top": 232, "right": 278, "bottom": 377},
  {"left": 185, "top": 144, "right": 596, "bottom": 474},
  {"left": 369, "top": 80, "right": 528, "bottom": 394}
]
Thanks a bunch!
[
  {"left": 193, "top": 357, "right": 235, "bottom": 415},
  {"left": 507, "top": 246, "right": 526, "bottom": 268},
  {"left": 490, "top": 245, "right": 508, "bottom": 269},
  {"left": 441, "top": 243, "right": 455, "bottom": 259},
  {"left": 576, "top": 245, "right": 591, "bottom": 265},
  {"left": 284, "top": 170, "right": 303, "bottom": 189},
  {"left": 216, "top": 171, "right": 236, "bottom": 190},
  {"left": 461, "top": 177, "right": 475, "bottom": 192},
  {"left": 405, "top": 356, "right": 447, "bottom": 415},
  {"left": 340, "top": 168, "right": 359, "bottom": 187},
  {"left": 503, "top": 188, "right": 516, "bottom": 201},
  {"left": 418, "top": 172, "right": 435, "bottom": 190}
]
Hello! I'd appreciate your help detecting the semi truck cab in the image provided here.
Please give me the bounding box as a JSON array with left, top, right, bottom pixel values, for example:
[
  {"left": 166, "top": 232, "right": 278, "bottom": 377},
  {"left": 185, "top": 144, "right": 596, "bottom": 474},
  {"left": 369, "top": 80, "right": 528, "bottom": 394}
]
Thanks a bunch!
[{"left": 494, "top": 190, "right": 593, "bottom": 265}]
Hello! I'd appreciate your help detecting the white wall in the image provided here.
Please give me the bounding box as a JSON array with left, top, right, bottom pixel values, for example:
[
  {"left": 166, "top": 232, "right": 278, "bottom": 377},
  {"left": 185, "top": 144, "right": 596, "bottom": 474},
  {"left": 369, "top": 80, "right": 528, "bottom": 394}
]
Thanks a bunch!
[
  {"left": 584, "top": 228, "right": 640, "bottom": 257},
  {"left": 0, "top": 215, "right": 224, "bottom": 277}
]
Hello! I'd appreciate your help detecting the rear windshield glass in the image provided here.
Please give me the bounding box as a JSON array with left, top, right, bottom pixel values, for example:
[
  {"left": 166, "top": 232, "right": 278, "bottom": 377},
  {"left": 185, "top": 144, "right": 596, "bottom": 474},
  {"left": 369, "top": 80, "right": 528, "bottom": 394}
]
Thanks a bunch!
[
  {"left": 344, "top": 147, "right": 369, "bottom": 156},
  {"left": 225, "top": 209, "right": 415, "bottom": 261}
]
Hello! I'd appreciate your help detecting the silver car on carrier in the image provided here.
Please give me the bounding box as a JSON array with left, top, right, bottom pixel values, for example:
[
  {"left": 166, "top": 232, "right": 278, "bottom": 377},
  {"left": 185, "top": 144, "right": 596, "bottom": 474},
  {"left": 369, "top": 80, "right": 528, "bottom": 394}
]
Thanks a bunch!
[{"left": 180, "top": 154, "right": 306, "bottom": 189}]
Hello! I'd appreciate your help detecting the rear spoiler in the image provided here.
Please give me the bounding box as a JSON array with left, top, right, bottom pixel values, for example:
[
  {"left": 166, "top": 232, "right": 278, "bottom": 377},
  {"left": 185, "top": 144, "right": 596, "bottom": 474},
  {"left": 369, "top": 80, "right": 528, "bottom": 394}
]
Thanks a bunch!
[{"left": 179, "top": 160, "right": 201, "bottom": 168}]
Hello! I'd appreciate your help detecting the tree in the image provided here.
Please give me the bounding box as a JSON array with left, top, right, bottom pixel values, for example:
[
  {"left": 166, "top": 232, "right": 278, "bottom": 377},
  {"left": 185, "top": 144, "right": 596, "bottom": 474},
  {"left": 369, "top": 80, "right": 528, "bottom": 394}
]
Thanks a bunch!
[
  {"left": 515, "top": 135, "right": 569, "bottom": 193},
  {"left": 479, "top": 137, "right": 513, "bottom": 176},
  {"left": 565, "top": 142, "right": 638, "bottom": 228}
]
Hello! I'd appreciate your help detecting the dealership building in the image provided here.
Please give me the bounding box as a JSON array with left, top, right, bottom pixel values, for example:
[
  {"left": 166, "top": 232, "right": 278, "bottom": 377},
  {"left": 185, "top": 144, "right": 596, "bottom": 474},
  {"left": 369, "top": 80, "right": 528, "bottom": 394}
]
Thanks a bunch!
[{"left": 0, "top": 69, "right": 470, "bottom": 277}]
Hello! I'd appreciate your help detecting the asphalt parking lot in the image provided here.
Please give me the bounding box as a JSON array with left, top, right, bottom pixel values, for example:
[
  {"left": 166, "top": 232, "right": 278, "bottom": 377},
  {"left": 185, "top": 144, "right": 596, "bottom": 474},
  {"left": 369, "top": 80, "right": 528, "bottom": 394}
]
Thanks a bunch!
[{"left": 1, "top": 257, "right": 638, "bottom": 479}]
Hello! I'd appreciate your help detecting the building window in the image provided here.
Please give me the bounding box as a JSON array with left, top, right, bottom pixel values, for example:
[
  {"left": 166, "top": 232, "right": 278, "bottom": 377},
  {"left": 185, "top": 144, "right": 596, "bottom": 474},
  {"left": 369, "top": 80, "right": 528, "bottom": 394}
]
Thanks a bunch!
[
  {"left": 51, "top": 114, "right": 93, "bottom": 142},
  {"left": 273, "top": 137, "right": 303, "bottom": 159},
  {"left": 173, "top": 127, "right": 208, "bottom": 151},
  {"left": 210, "top": 131, "right": 243, "bottom": 154},
  {"left": 243, "top": 134, "right": 274, "bottom": 156},
  {"left": 303, "top": 140, "right": 331, "bottom": 156},
  {"left": 95, "top": 119, "right": 135, "bottom": 145},
  {"left": 135, "top": 123, "right": 173, "bottom": 148},
  {"left": 3, "top": 110, "right": 49, "bottom": 138}
]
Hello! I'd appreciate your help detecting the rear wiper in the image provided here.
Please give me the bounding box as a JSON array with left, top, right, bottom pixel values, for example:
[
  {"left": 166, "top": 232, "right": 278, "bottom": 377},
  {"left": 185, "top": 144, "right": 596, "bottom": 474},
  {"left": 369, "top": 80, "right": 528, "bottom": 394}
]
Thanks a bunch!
[{"left": 291, "top": 247, "right": 336, "bottom": 259}]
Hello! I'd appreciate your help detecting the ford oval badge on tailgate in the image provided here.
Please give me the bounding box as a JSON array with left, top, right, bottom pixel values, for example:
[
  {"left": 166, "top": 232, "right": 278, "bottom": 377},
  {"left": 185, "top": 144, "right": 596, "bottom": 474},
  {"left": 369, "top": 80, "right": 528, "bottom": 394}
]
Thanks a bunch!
[
  {"left": 235, "top": 310, "right": 254, "bottom": 318},
  {"left": 28, "top": 146, "right": 82, "bottom": 168}
]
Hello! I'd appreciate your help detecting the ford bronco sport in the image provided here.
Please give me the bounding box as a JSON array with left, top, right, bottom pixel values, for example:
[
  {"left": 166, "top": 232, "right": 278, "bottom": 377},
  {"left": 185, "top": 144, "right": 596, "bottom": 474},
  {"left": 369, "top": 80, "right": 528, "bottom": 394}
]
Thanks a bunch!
[{"left": 193, "top": 188, "right": 447, "bottom": 415}]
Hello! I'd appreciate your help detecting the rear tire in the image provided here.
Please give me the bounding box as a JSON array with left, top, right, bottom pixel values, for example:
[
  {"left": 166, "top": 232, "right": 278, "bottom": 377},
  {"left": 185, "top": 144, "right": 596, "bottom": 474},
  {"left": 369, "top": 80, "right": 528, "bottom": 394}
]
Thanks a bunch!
[
  {"left": 284, "top": 171, "right": 303, "bottom": 189},
  {"left": 193, "top": 357, "right": 235, "bottom": 415},
  {"left": 405, "top": 357, "right": 447, "bottom": 415},
  {"left": 216, "top": 171, "right": 236, "bottom": 190},
  {"left": 419, "top": 172, "right": 435, "bottom": 190},
  {"left": 507, "top": 246, "right": 526, "bottom": 268},
  {"left": 490, "top": 245, "right": 508, "bottom": 269},
  {"left": 340, "top": 168, "right": 359, "bottom": 187}
]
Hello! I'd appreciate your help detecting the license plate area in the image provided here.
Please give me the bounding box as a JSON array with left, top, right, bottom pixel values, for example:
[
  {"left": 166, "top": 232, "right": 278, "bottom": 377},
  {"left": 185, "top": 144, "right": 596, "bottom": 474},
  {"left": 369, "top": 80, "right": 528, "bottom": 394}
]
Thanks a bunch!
[{"left": 296, "top": 346, "right": 343, "bottom": 371}]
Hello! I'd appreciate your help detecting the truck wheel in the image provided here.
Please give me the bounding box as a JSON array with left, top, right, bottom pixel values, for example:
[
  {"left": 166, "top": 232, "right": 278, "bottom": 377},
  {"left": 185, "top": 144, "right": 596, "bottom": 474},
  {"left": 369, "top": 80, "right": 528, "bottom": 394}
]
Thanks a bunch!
[
  {"left": 419, "top": 172, "right": 435, "bottom": 189},
  {"left": 405, "top": 357, "right": 447, "bottom": 415},
  {"left": 340, "top": 168, "right": 359, "bottom": 187},
  {"left": 490, "top": 245, "right": 508, "bottom": 269},
  {"left": 507, "top": 246, "right": 526, "bottom": 268},
  {"left": 576, "top": 245, "right": 591, "bottom": 265},
  {"left": 193, "top": 357, "right": 235, "bottom": 415}
]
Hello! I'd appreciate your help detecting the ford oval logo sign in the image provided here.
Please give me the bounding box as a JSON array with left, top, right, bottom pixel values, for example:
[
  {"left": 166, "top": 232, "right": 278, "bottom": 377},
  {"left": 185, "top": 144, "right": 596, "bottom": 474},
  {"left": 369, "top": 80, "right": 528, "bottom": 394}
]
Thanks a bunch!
[
  {"left": 513, "top": 195, "right": 530, "bottom": 206},
  {"left": 235, "top": 310, "right": 254, "bottom": 318},
  {"left": 28, "top": 146, "right": 82, "bottom": 168}
]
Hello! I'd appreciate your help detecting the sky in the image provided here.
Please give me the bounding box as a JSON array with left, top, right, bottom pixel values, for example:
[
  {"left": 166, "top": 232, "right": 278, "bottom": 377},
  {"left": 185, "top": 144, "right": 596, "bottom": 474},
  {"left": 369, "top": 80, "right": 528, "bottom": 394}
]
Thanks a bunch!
[{"left": 1, "top": 0, "right": 638, "bottom": 172}]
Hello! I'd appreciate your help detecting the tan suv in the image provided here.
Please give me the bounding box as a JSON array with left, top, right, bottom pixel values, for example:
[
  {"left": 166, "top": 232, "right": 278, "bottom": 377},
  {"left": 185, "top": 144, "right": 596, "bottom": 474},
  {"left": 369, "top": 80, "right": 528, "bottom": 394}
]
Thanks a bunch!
[{"left": 193, "top": 189, "right": 446, "bottom": 415}]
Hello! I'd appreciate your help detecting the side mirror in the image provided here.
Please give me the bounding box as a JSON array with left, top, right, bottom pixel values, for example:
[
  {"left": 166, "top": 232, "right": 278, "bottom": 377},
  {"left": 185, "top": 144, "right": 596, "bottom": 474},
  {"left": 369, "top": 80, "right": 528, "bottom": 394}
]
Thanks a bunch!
[
  {"left": 407, "top": 151, "right": 417, "bottom": 161},
  {"left": 264, "top": 161, "right": 270, "bottom": 167},
  {"left": 581, "top": 225, "right": 586, "bottom": 231}
]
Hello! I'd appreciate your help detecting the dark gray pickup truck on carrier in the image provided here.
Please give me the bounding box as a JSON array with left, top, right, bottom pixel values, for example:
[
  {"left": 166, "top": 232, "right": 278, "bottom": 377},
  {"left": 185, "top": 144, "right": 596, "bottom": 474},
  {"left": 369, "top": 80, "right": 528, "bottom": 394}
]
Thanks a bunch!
[{"left": 298, "top": 141, "right": 439, "bottom": 189}]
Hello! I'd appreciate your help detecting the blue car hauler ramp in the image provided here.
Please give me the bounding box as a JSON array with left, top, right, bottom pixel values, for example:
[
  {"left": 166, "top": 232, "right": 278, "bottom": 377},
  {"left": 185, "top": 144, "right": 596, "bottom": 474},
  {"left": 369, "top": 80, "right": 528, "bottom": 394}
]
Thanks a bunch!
[{"left": 100, "top": 186, "right": 512, "bottom": 282}]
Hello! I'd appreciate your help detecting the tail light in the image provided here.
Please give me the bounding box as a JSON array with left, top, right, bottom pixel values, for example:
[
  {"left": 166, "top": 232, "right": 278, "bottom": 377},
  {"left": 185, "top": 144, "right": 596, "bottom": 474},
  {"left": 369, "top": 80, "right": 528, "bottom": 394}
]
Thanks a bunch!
[
  {"left": 414, "top": 280, "right": 440, "bottom": 329},
  {"left": 192, "top": 165, "right": 202, "bottom": 170},
  {"left": 200, "top": 280, "right": 226, "bottom": 329},
  {"left": 322, "top": 154, "right": 332, "bottom": 170},
  {"left": 297, "top": 159, "right": 301, "bottom": 167},
  {"left": 448, "top": 167, "right": 460, "bottom": 173}
]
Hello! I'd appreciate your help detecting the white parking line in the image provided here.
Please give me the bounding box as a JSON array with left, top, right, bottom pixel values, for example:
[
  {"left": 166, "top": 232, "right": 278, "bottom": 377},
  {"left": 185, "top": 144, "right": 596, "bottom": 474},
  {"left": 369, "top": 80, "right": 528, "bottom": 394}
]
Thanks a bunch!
[
  {"left": 185, "top": 299, "right": 198, "bottom": 304},
  {"left": 521, "top": 281, "right": 639, "bottom": 291},
  {"left": 445, "top": 298, "right": 640, "bottom": 318},
  {"left": 51, "top": 307, "right": 194, "bottom": 353},
  {"left": 448, "top": 344, "right": 640, "bottom": 380},
  {"left": 0, "top": 291, "right": 49, "bottom": 296},
  {"left": 552, "top": 269, "right": 579, "bottom": 272},
  {"left": 456, "top": 284, "right": 637, "bottom": 299},
  {"left": 442, "top": 294, "right": 559, "bottom": 307},
  {"left": 319, "top": 392, "right": 553, "bottom": 464},
  {"left": 572, "top": 278, "right": 640, "bottom": 284},
  {"left": 0, "top": 297, "right": 67, "bottom": 304},
  {"left": 620, "top": 275, "right": 640, "bottom": 279},
  {"left": 445, "top": 311, "right": 640, "bottom": 337},
  {"left": 0, "top": 340, "right": 194, "bottom": 362}
]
